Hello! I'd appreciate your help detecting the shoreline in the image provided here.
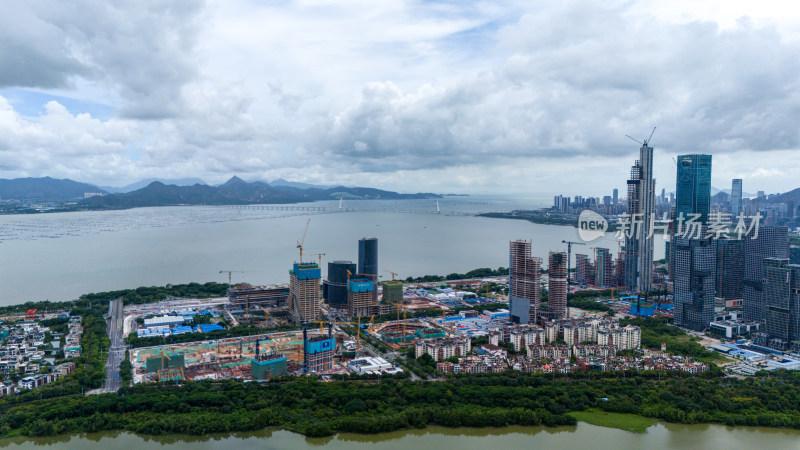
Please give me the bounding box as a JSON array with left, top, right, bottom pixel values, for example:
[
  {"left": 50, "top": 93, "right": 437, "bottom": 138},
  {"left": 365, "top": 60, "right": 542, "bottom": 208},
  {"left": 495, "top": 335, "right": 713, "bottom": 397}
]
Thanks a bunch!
[{"left": 2, "top": 421, "right": 800, "bottom": 447}]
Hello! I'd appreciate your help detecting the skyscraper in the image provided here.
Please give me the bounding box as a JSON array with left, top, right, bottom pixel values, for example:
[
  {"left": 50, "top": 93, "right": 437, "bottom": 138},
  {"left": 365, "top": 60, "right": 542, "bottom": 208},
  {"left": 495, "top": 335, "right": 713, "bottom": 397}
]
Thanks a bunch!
[
  {"left": 743, "top": 226, "right": 789, "bottom": 323},
  {"left": 669, "top": 155, "right": 711, "bottom": 276},
  {"left": 509, "top": 240, "right": 541, "bottom": 324},
  {"left": 673, "top": 232, "right": 717, "bottom": 331},
  {"left": 716, "top": 239, "right": 744, "bottom": 302},
  {"left": 759, "top": 258, "right": 800, "bottom": 351},
  {"left": 624, "top": 141, "right": 656, "bottom": 293},
  {"left": 594, "top": 247, "right": 613, "bottom": 287},
  {"left": 731, "top": 179, "right": 743, "bottom": 217},
  {"left": 358, "top": 237, "right": 378, "bottom": 303},
  {"left": 575, "top": 254, "right": 594, "bottom": 286},
  {"left": 612, "top": 188, "right": 618, "bottom": 207},
  {"left": 675, "top": 155, "right": 712, "bottom": 223},
  {"left": 672, "top": 155, "right": 715, "bottom": 331},
  {"left": 289, "top": 262, "right": 321, "bottom": 323},
  {"left": 358, "top": 237, "right": 378, "bottom": 276},
  {"left": 322, "top": 260, "right": 356, "bottom": 308},
  {"left": 548, "top": 251, "right": 568, "bottom": 318}
]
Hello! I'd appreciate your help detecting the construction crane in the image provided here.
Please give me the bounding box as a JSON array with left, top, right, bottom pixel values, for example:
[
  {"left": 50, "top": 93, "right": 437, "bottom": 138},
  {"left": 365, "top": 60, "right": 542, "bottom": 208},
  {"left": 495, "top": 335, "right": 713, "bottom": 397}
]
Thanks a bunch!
[
  {"left": 626, "top": 126, "right": 657, "bottom": 147},
  {"left": 441, "top": 309, "right": 455, "bottom": 334},
  {"left": 561, "top": 240, "right": 586, "bottom": 285},
  {"left": 219, "top": 270, "right": 252, "bottom": 286},
  {"left": 384, "top": 270, "right": 399, "bottom": 281},
  {"left": 387, "top": 301, "right": 409, "bottom": 336},
  {"left": 314, "top": 253, "right": 326, "bottom": 267},
  {"left": 256, "top": 304, "right": 270, "bottom": 323},
  {"left": 297, "top": 218, "right": 311, "bottom": 262}
]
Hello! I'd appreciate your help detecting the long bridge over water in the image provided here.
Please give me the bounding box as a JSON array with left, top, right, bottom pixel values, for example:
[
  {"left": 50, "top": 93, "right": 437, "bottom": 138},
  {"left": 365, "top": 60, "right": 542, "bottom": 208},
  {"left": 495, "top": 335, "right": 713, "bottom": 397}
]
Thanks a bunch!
[{"left": 204, "top": 204, "right": 474, "bottom": 216}]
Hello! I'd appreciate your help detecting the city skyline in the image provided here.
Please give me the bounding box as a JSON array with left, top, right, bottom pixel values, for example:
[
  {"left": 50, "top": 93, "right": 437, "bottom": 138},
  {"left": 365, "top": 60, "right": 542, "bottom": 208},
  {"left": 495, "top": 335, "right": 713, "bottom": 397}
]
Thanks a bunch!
[{"left": 2, "top": 2, "right": 800, "bottom": 194}]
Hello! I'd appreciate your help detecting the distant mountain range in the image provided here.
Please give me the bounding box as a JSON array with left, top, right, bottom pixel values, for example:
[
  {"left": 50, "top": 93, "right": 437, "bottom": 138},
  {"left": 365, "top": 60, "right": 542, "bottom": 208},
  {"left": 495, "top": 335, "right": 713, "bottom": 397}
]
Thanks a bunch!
[
  {"left": 99, "top": 178, "right": 208, "bottom": 193},
  {"left": 0, "top": 177, "right": 108, "bottom": 201},
  {"left": 81, "top": 176, "right": 441, "bottom": 209},
  {"left": 710, "top": 187, "right": 756, "bottom": 197},
  {"left": 0, "top": 176, "right": 441, "bottom": 210}
]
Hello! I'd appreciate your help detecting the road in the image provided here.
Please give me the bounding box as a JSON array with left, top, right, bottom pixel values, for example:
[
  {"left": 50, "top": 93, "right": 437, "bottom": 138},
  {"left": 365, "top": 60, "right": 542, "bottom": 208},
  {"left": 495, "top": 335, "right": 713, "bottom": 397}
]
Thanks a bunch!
[{"left": 104, "top": 298, "right": 126, "bottom": 393}]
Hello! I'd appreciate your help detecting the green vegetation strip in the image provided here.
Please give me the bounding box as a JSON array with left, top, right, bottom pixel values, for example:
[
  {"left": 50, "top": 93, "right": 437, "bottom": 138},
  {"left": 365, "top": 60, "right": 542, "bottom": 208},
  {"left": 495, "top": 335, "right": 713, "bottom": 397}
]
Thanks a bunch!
[{"left": 568, "top": 408, "right": 656, "bottom": 433}]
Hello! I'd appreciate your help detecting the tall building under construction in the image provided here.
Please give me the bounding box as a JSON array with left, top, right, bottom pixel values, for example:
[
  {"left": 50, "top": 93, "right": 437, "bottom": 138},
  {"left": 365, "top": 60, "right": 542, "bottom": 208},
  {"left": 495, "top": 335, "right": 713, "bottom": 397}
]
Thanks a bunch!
[
  {"left": 509, "top": 240, "right": 541, "bottom": 324},
  {"left": 323, "top": 260, "right": 356, "bottom": 308},
  {"left": 359, "top": 237, "right": 379, "bottom": 303},
  {"left": 348, "top": 275, "right": 377, "bottom": 318},
  {"left": 548, "top": 252, "right": 568, "bottom": 319},
  {"left": 304, "top": 327, "right": 335, "bottom": 373},
  {"left": 382, "top": 280, "right": 403, "bottom": 303},
  {"left": 289, "top": 262, "right": 321, "bottom": 323},
  {"left": 624, "top": 139, "right": 656, "bottom": 293}
]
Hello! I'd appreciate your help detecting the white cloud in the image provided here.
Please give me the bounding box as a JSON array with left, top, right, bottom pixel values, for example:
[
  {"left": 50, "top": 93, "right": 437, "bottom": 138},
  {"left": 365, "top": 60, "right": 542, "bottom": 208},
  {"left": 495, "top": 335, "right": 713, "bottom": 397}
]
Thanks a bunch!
[{"left": 1, "top": 0, "right": 800, "bottom": 195}]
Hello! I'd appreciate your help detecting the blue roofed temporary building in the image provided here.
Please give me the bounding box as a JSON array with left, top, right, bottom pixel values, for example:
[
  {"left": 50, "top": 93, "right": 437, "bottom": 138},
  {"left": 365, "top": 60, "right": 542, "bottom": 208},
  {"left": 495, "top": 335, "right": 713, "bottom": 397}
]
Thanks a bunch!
[{"left": 172, "top": 326, "right": 194, "bottom": 335}]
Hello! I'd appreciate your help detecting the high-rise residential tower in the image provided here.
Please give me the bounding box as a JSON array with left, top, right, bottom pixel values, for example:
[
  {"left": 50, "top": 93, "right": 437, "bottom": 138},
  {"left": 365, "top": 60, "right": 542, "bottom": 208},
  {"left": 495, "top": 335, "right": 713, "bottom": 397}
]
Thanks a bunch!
[
  {"left": 575, "top": 254, "right": 594, "bottom": 286},
  {"left": 595, "top": 247, "right": 614, "bottom": 288},
  {"left": 623, "top": 141, "right": 656, "bottom": 293},
  {"left": 509, "top": 240, "right": 541, "bottom": 324},
  {"left": 731, "top": 179, "right": 743, "bottom": 217},
  {"left": 548, "top": 251, "right": 568, "bottom": 319}
]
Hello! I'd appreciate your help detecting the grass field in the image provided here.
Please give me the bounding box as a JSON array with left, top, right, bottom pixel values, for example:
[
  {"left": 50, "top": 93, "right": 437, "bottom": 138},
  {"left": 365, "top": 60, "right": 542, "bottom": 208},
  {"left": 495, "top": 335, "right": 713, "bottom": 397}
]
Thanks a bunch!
[{"left": 568, "top": 408, "right": 657, "bottom": 433}]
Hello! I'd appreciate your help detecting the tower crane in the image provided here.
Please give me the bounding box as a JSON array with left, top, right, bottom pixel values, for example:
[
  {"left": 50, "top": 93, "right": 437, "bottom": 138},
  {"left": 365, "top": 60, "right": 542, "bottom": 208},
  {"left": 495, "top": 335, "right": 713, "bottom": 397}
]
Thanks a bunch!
[
  {"left": 219, "top": 270, "right": 252, "bottom": 286},
  {"left": 387, "top": 301, "right": 409, "bottom": 336},
  {"left": 561, "top": 240, "right": 586, "bottom": 285},
  {"left": 297, "top": 218, "right": 311, "bottom": 263},
  {"left": 313, "top": 252, "right": 326, "bottom": 267},
  {"left": 384, "top": 270, "right": 399, "bottom": 281},
  {"left": 626, "top": 126, "right": 657, "bottom": 147}
]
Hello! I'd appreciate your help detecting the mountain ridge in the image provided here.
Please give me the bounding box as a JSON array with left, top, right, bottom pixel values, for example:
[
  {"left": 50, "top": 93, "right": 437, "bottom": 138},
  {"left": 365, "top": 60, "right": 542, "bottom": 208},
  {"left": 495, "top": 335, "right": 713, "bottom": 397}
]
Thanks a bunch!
[{"left": 80, "top": 177, "right": 442, "bottom": 209}]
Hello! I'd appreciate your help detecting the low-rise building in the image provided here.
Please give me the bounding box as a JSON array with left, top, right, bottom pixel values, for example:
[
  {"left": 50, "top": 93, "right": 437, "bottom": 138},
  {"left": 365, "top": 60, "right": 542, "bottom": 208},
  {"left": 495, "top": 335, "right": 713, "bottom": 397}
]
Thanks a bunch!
[
  {"left": 415, "top": 337, "right": 471, "bottom": 362},
  {"left": 347, "top": 356, "right": 400, "bottom": 374}
]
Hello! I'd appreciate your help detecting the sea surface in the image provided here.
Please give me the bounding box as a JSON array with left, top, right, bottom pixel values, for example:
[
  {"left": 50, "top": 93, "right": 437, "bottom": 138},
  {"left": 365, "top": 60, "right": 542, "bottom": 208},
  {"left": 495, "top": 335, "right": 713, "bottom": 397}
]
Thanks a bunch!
[
  {"left": 0, "top": 196, "right": 664, "bottom": 305},
  {"left": 0, "top": 423, "right": 798, "bottom": 449}
]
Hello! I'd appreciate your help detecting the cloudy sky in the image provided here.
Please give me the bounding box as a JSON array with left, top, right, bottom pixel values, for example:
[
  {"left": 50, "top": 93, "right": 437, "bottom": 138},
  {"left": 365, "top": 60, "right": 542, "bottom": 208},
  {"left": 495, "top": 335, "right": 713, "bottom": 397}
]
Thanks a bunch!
[{"left": 1, "top": 0, "right": 799, "bottom": 196}]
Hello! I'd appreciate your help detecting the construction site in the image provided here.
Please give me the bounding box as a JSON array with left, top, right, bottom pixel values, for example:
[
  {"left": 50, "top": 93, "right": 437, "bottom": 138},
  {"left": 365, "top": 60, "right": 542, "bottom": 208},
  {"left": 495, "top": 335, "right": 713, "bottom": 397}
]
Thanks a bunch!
[{"left": 127, "top": 322, "right": 404, "bottom": 383}]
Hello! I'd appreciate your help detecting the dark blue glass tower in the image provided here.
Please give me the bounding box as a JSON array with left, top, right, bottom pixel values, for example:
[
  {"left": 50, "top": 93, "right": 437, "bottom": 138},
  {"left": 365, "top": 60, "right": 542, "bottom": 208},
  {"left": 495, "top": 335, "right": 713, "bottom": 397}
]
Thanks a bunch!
[
  {"left": 358, "top": 237, "right": 378, "bottom": 276},
  {"left": 675, "top": 154, "right": 712, "bottom": 223},
  {"left": 673, "top": 154, "right": 715, "bottom": 330}
]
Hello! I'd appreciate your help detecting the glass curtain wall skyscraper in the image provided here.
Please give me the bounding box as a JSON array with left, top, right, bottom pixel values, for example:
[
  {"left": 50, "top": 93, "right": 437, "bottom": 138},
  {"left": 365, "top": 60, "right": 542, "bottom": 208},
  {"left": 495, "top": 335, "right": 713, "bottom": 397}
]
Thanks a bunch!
[
  {"left": 731, "top": 179, "right": 743, "bottom": 217},
  {"left": 743, "top": 226, "right": 789, "bottom": 323},
  {"left": 675, "top": 155, "right": 712, "bottom": 223},
  {"left": 673, "top": 154, "right": 715, "bottom": 331}
]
